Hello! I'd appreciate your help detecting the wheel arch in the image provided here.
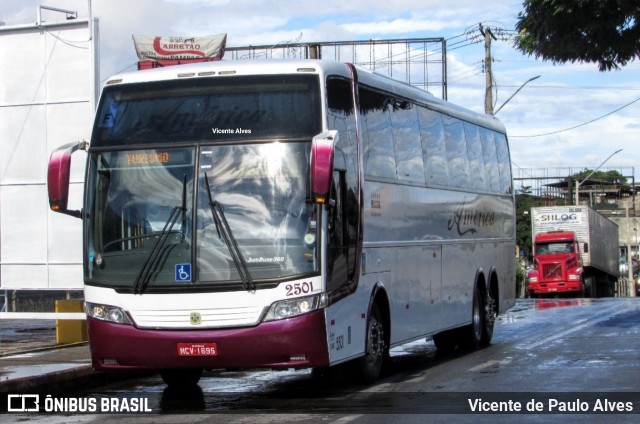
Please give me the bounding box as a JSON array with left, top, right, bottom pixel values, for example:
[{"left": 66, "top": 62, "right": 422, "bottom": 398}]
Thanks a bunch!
[{"left": 368, "top": 283, "right": 391, "bottom": 350}]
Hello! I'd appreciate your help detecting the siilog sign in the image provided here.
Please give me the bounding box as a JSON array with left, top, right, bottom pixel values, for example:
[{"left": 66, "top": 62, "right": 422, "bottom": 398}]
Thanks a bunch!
[
  {"left": 133, "top": 34, "right": 227, "bottom": 60},
  {"left": 534, "top": 208, "right": 584, "bottom": 227}
]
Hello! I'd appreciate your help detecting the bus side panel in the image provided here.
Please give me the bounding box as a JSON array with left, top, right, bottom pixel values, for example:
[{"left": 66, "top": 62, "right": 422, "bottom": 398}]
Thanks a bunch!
[
  {"left": 324, "top": 271, "right": 382, "bottom": 364},
  {"left": 441, "top": 243, "right": 476, "bottom": 329},
  {"left": 500, "top": 243, "right": 517, "bottom": 312},
  {"left": 390, "top": 245, "right": 442, "bottom": 344},
  {"left": 440, "top": 240, "right": 515, "bottom": 330}
]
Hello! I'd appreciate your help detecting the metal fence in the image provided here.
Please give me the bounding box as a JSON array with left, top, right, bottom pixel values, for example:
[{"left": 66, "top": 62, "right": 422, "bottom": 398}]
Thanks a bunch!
[{"left": 226, "top": 37, "right": 448, "bottom": 100}]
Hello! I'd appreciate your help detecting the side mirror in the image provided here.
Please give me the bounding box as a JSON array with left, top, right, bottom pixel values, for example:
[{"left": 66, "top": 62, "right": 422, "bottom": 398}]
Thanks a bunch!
[
  {"left": 48, "top": 140, "right": 88, "bottom": 218},
  {"left": 310, "top": 130, "right": 337, "bottom": 204}
]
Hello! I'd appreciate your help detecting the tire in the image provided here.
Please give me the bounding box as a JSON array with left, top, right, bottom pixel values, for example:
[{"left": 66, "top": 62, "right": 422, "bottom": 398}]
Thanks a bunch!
[
  {"left": 358, "top": 303, "right": 387, "bottom": 383},
  {"left": 160, "top": 369, "right": 203, "bottom": 388},
  {"left": 434, "top": 286, "right": 495, "bottom": 353},
  {"left": 467, "top": 284, "right": 495, "bottom": 349},
  {"left": 467, "top": 286, "right": 484, "bottom": 350},
  {"left": 480, "top": 288, "right": 496, "bottom": 347},
  {"left": 584, "top": 277, "right": 595, "bottom": 298}
]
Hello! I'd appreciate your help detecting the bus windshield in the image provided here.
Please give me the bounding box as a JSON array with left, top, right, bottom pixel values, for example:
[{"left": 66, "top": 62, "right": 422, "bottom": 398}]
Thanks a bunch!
[
  {"left": 85, "top": 73, "right": 322, "bottom": 290},
  {"left": 197, "top": 142, "right": 318, "bottom": 283},
  {"left": 85, "top": 143, "right": 319, "bottom": 289}
]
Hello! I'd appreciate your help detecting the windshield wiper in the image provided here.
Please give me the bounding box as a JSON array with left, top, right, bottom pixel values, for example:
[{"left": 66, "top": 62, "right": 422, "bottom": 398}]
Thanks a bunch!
[
  {"left": 133, "top": 174, "right": 187, "bottom": 294},
  {"left": 204, "top": 173, "right": 255, "bottom": 292}
]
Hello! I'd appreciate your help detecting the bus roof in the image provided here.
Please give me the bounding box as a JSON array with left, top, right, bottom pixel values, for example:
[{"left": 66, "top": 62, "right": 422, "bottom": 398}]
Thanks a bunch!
[
  {"left": 104, "top": 59, "right": 506, "bottom": 134},
  {"left": 105, "top": 59, "right": 350, "bottom": 85}
]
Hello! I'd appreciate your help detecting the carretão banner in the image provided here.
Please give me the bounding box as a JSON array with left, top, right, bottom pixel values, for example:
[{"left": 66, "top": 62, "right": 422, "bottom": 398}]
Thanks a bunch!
[{"left": 132, "top": 34, "right": 227, "bottom": 60}]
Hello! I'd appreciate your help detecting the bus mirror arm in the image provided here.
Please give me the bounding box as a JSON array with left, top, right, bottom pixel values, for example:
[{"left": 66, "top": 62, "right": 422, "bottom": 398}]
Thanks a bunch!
[
  {"left": 310, "top": 130, "right": 337, "bottom": 204},
  {"left": 47, "top": 140, "right": 88, "bottom": 219}
]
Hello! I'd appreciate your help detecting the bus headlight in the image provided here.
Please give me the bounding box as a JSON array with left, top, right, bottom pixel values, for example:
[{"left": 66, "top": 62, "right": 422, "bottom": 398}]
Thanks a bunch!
[
  {"left": 85, "top": 302, "right": 132, "bottom": 325},
  {"left": 263, "top": 293, "right": 328, "bottom": 322}
]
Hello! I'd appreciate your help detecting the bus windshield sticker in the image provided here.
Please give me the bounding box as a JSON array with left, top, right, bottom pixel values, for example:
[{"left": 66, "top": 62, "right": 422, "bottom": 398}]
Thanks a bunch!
[{"left": 175, "top": 263, "right": 192, "bottom": 282}]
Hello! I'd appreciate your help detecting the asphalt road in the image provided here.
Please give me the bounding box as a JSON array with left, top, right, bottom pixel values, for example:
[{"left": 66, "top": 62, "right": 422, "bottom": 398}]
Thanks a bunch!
[{"left": 3, "top": 297, "right": 640, "bottom": 423}]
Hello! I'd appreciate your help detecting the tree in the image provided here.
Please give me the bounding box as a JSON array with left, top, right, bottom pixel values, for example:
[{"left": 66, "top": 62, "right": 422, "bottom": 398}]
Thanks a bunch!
[
  {"left": 514, "top": 0, "right": 640, "bottom": 71},
  {"left": 571, "top": 169, "right": 628, "bottom": 186}
]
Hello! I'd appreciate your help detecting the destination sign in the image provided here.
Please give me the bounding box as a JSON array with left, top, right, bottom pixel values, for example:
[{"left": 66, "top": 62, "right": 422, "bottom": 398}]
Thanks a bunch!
[
  {"left": 118, "top": 149, "right": 192, "bottom": 168},
  {"left": 125, "top": 152, "right": 170, "bottom": 165}
]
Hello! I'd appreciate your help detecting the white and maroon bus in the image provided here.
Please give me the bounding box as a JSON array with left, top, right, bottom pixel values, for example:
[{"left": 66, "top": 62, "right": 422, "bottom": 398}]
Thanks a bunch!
[{"left": 48, "top": 59, "right": 516, "bottom": 387}]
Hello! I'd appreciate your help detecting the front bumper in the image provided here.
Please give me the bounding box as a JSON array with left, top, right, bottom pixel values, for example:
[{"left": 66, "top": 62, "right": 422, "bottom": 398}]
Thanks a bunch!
[
  {"left": 528, "top": 281, "right": 582, "bottom": 295},
  {"left": 87, "top": 308, "right": 329, "bottom": 371}
]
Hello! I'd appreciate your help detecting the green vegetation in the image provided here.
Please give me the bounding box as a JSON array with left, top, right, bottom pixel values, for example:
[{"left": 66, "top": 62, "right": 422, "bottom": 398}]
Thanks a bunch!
[
  {"left": 570, "top": 169, "right": 628, "bottom": 186},
  {"left": 515, "top": 0, "right": 640, "bottom": 71}
]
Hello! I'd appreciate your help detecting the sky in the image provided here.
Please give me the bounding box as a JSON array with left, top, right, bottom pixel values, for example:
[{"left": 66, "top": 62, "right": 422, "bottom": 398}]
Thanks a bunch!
[{"left": 2, "top": 0, "right": 639, "bottom": 185}]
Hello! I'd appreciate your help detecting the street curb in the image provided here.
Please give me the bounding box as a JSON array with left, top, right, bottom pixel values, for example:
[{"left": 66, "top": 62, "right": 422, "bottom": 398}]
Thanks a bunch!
[
  {"left": 0, "top": 363, "right": 153, "bottom": 397},
  {"left": 0, "top": 342, "right": 89, "bottom": 358},
  {"left": 0, "top": 364, "right": 96, "bottom": 395}
]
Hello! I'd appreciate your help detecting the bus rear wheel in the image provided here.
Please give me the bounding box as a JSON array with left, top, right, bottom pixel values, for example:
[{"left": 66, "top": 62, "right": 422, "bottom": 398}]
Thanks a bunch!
[
  {"left": 160, "top": 369, "right": 203, "bottom": 388},
  {"left": 480, "top": 288, "right": 496, "bottom": 347},
  {"left": 467, "top": 285, "right": 495, "bottom": 349},
  {"left": 358, "top": 303, "right": 387, "bottom": 383}
]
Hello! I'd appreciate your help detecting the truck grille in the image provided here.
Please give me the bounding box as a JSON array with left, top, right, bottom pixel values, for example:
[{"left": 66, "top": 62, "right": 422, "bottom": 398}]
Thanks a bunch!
[{"left": 542, "top": 262, "right": 563, "bottom": 279}]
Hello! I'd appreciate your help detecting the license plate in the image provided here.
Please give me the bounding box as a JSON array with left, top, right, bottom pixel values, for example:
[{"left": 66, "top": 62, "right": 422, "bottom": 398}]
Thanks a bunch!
[{"left": 177, "top": 343, "right": 218, "bottom": 356}]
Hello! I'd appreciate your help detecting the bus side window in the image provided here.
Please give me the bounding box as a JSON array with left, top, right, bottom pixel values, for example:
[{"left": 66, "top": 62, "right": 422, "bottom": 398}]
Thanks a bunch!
[
  {"left": 418, "top": 107, "right": 449, "bottom": 187},
  {"left": 495, "top": 133, "right": 512, "bottom": 194},
  {"left": 391, "top": 99, "right": 424, "bottom": 184},
  {"left": 360, "top": 87, "right": 397, "bottom": 181},
  {"left": 480, "top": 127, "right": 500, "bottom": 192},
  {"left": 326, "top": 77, "right": 358, "bottom": 285},
  {"left": 326, "top": 169, "right": 351, "bottom": 290},
  {"left": 442, "top": 115, "right": 470, "bottom": 189},
  {"left": 464, "top": 122, "right": 486, "bottom": 191},
  {"left": 326, "top": 78, "right": 353, "bottom": 115}
]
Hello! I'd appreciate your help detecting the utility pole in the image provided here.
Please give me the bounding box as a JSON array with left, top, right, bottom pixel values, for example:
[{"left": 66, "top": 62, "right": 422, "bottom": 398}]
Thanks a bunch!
[
  {"left": 480, "top": 24, "right": 497, "bottom": 115},
  {"left": 626, "top": 204, "right": 636, "bottom": 297}
]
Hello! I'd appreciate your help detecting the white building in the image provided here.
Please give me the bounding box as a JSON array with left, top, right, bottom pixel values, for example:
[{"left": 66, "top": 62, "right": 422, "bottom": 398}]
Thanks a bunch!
[{"left": 0, "top": 9, "right": 98, "bottom": 308}]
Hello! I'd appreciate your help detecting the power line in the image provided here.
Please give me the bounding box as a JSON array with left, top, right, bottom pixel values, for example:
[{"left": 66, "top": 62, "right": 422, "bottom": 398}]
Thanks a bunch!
[
  {"left": 449, "top": 69, "right": 482, "bottom": 84},
  {"left": 514, "top": 85, "right": 640, "bottom": 91},
  {"left": 511, "top": 96, "right": 640, "bottom": 138}
]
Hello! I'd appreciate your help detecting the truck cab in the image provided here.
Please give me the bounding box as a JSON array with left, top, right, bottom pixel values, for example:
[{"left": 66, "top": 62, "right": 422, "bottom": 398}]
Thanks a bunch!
[{"left": 527, "top": 230, "right": 586, "bottom": 297}]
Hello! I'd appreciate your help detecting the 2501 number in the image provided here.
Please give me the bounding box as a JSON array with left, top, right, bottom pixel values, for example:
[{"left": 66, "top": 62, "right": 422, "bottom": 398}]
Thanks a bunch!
[{"left": 285, "top": 281, "right": 315, "bottom": 296}]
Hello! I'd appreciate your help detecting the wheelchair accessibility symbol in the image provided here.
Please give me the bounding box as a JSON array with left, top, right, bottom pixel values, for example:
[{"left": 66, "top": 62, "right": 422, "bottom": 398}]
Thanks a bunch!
[{"left": 175, "top": 263, "right": 191, "bottom": 282}]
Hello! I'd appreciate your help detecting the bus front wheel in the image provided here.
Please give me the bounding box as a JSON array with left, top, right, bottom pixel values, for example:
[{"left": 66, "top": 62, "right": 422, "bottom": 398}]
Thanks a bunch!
[{"left": 358, "top": 303, "right": 387, "bottom": 383}]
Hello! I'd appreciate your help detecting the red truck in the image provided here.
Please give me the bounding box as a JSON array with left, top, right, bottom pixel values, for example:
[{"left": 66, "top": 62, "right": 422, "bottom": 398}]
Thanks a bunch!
[{"left": 527, "top": 206, "right": 619, "bottom": 298}]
